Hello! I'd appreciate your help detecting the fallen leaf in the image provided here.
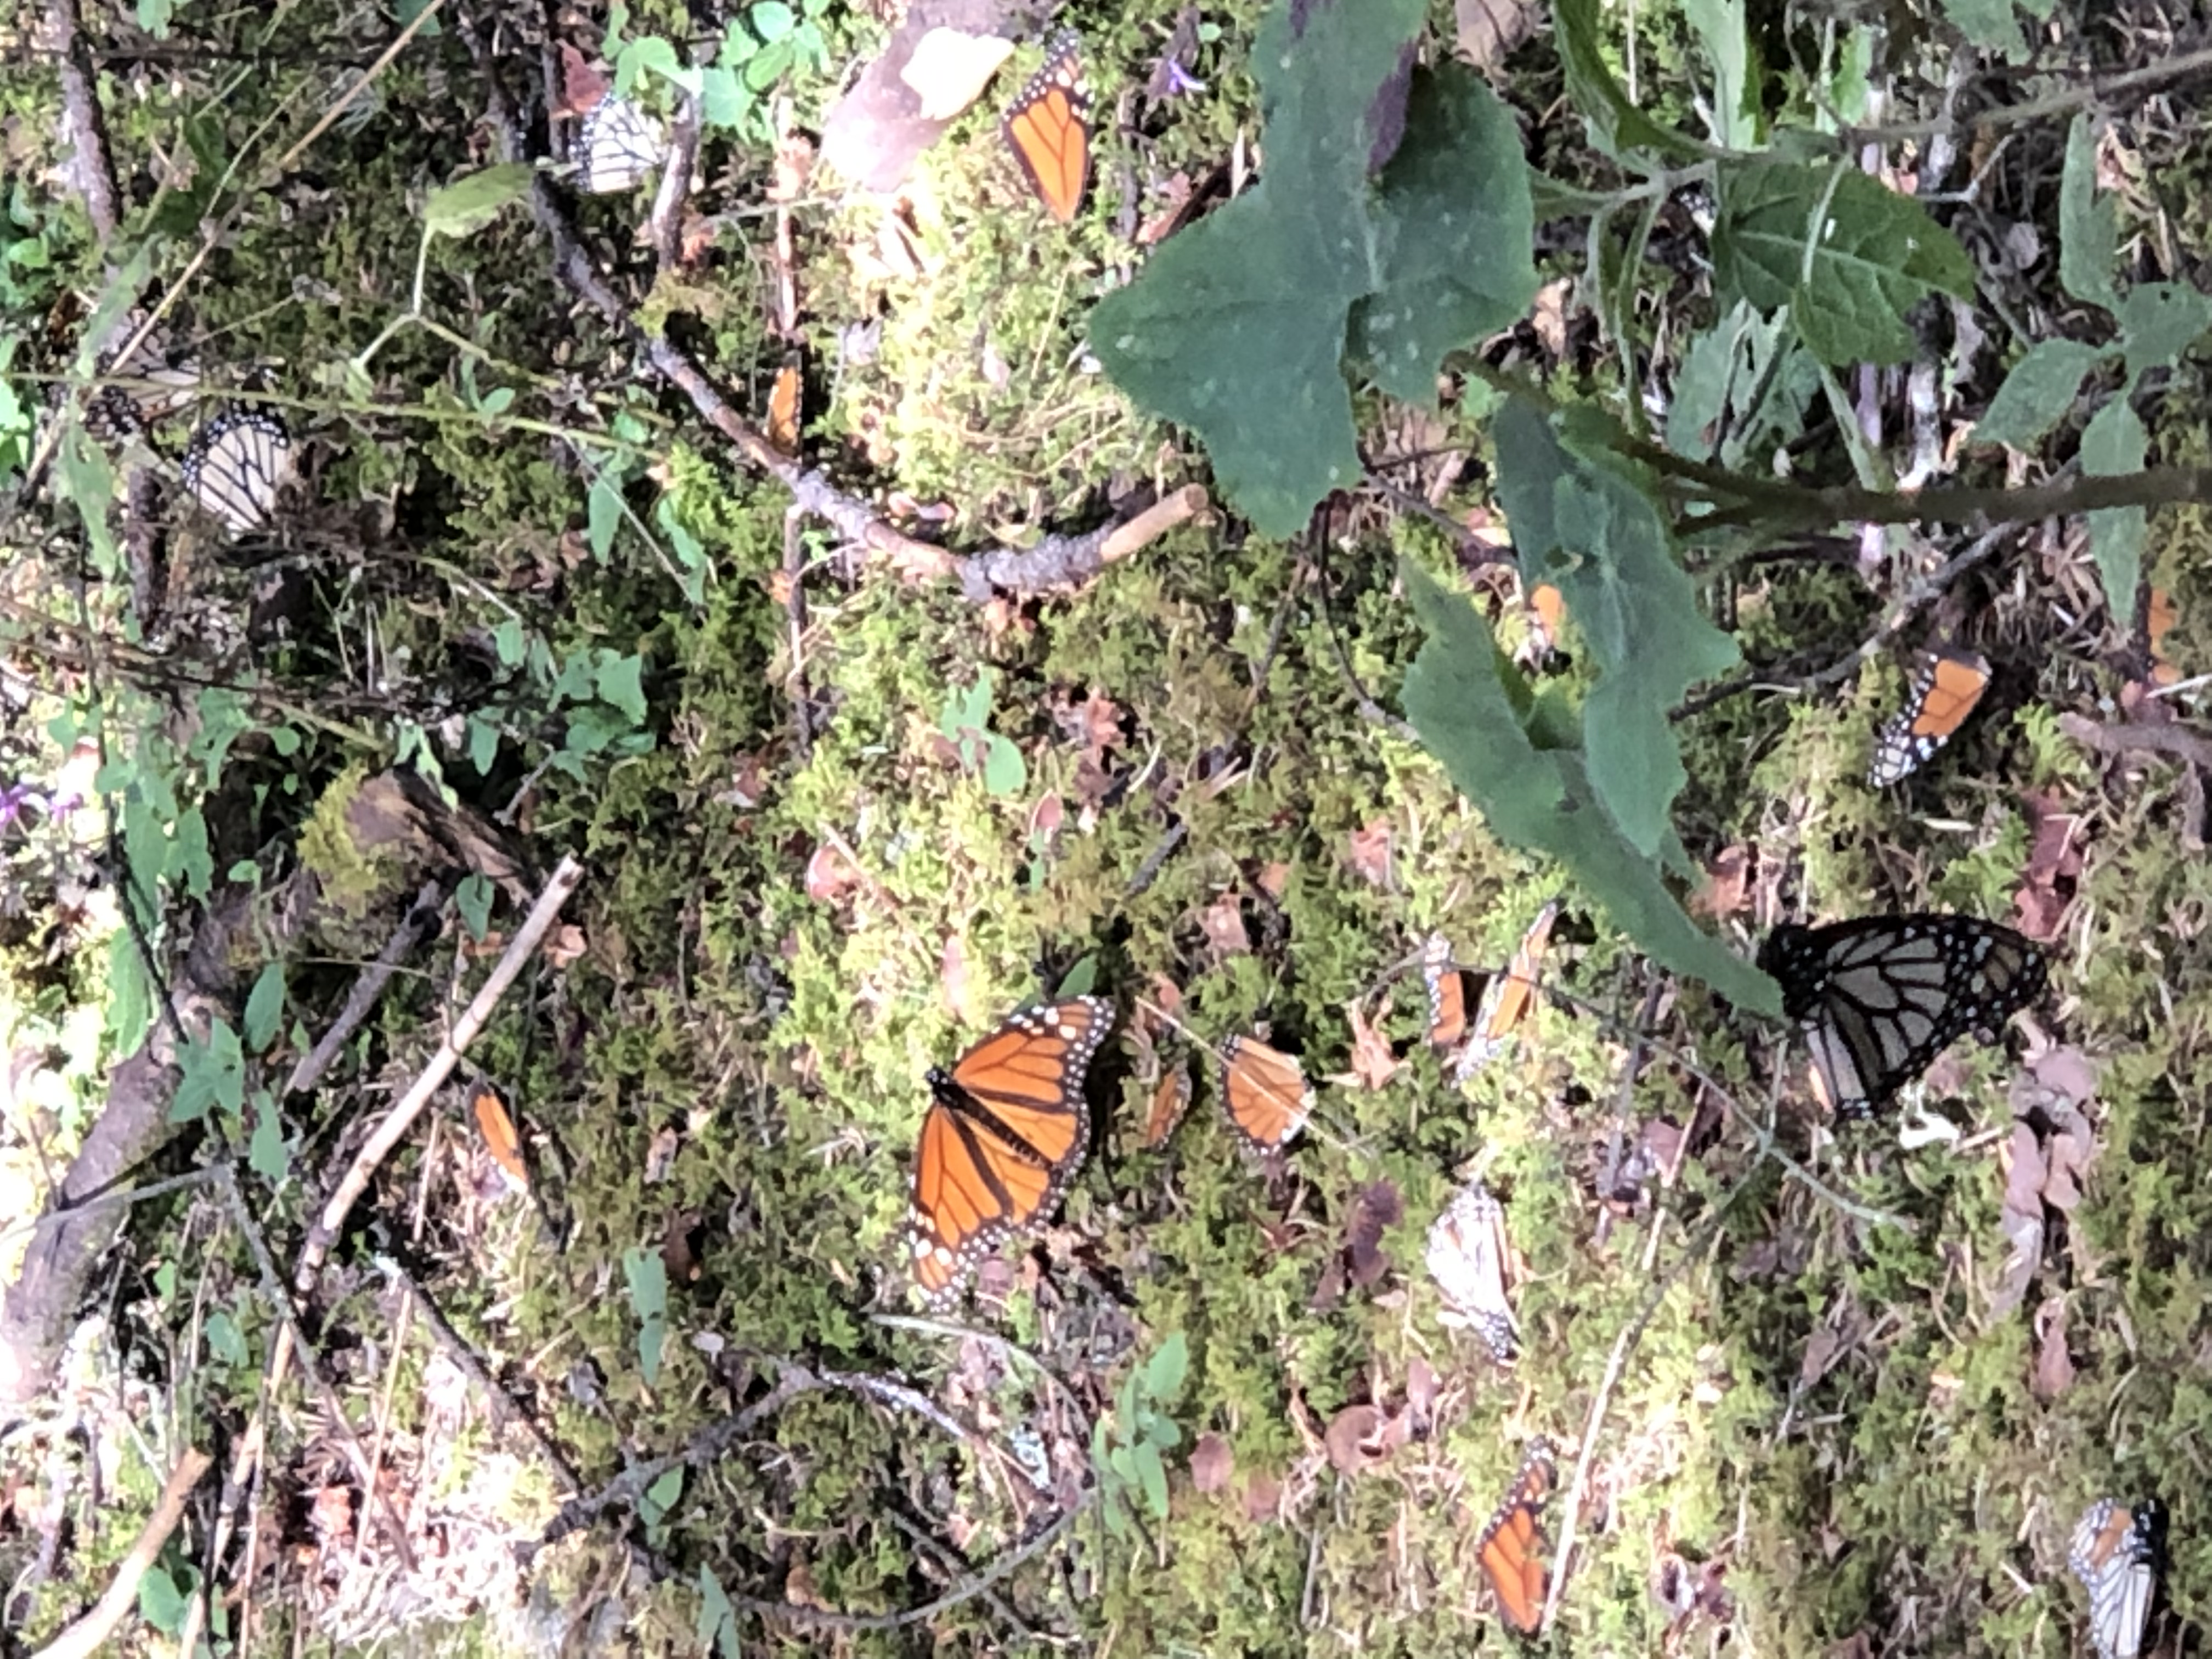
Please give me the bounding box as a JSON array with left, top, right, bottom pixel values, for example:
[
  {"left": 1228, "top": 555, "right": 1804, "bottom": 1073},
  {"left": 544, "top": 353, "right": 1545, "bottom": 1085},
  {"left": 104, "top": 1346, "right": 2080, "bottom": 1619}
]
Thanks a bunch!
[
  {"left": 1405, "top": 1356, "right": 1439, "bottom": 1419},
  {"left": 1344, "top": 1180, "right": 1403, "bottom": 1288},
  {"left": 2031, "top": 1295, "right": 2075, "bottom": 1400},
  {"left": 1243, "top": 1470, "right": 1283, "bottom": 1521},
  {"left": 1530, "top": 275, "right": 1572, "bottom": 358},
  {"left": 661, "top": 1208, "right": 704, "bottom": 1283},
  {"left": 1255, "top": 861, "right": 1291, "bottom": 900},
  {"left": 1199, "top": 890, "right": 1250, "bottom": 958},
  {"left": 1190, "top": 1432, "right": 1234, "bottom": 1494},
  {"left": 940, "top": 935, "right": 978, "bottom": 1025},
  {"left": 643, "top": 1124, "right": 680, "bottom": 1184},
  {"left": 1991, "top": 1122, "right": 2046, "bottom": 1318},
  {"left": 1692, "top": 844, "right": 1752, "bottom": 920},
  {"left": 1799, "top": 1325, "right": 1843, "bottom": 1387},
  {"left": 1324, "top": 1403, "right": 1386, "bottom": 1475},
  {"left": 556, "top": 44, "right": 609, "bottom": 116},
  {"left": 1344, "top": 1003, "right": 1398, "bottom": 1091},
  {"left": 545, "top": 924, "right": 586, "bottom": 968},
  {"left": 1455, "top": 0, "right": 1542, "bottom": 67},
  {"left": 1346, "top": 818, "right": 1395, "bottom": 887},
  {"left": 805, "top": 841, "right": 861, "bottom": 903}
]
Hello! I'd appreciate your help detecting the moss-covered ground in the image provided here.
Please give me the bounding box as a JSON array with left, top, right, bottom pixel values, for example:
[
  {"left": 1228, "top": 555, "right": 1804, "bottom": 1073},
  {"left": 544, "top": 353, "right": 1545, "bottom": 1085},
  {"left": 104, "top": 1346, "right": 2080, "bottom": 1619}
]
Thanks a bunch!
[{"left": 2, "top": 0, "right": 2211, "bottom": 1655}]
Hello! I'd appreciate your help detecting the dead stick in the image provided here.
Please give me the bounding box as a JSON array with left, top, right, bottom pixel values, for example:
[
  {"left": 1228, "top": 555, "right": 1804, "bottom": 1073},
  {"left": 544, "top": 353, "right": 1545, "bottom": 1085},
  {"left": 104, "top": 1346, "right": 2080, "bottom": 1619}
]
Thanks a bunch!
[
  {"left": 31, "top": 1447, "right": 212, "bottom": 1659},
  {"left": 295, "top": 853, "right": 584, "bottom": 1286}
]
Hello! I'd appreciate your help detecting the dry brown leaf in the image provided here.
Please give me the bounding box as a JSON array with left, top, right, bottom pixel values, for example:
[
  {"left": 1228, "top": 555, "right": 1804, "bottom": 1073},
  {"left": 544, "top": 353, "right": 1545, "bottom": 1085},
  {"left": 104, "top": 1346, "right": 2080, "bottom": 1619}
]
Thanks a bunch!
[
  {"left": 545, "top": 924, "right": 586, "bottom": 968},
  {"left": 1344, "top": 1180, "right": 1403, "bottom": 1288},
  {"left": 1692, "top": 844, "right": 1752, "bottom": 920},
  {"left": 1346, "top": 818, "right": 1395, "bottom": 887},
  {"left": 1530, "top": 275, "right": 1572, "bottom": 358},
  {"left": 2031, "top": 1295, "right": 2075, "bottom": 1400},
  {"left": 1454, "top": 0, "right": 1541, "bottom": 69},
  {"left": 1190, "top": 1432, "right": 1234, "bottom": 1494},
  {"left": 805, "top": 842, "right": 861, "bottom": 903},
  {"left": 1256, "top": 861, "right": 1291, "bottom": 900},
  {"left": 1344, "top": 1003, "right": 1398, "bottom": 1091},
  {"left": 1991, "top": 1122, "right": 2046, "bottom": 1318},
  {"left": 1798, "top": 1325, "right": 1843, "bottom": 1387},
  {"left": 1199, "top": 890, "right": 1251, "bottom": 958},
  {"left": 940, "top": 934, "right": 978, "bottom": 1025},
  {"left": 1323, "top": 1404, "right": 1386, "bottom": 1475},
  {"left": 1242, "top": 1470, "right": 1283, "bottom": 1522}
]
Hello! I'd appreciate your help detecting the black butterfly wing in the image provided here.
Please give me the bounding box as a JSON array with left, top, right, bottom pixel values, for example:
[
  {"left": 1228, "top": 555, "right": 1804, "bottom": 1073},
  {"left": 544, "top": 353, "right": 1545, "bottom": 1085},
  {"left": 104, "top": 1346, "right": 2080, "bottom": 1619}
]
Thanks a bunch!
[{"left": 1758, "top": 915, "right": 2047, "bottom": 1117}]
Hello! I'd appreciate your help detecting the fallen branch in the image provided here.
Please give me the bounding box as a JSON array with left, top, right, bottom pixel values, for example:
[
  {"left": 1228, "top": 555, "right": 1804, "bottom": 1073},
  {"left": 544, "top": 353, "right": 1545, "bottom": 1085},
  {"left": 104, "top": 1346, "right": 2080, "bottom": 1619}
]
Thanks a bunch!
[
  {"left": 2058, "top": 711, "right": 2212, "bottom": 771},
  {"left": 461, "top": 17, "right": 1206, "bottom": 600},
  {"left": 30, "top": 1446, "right": 211, "bottom": 1659}
]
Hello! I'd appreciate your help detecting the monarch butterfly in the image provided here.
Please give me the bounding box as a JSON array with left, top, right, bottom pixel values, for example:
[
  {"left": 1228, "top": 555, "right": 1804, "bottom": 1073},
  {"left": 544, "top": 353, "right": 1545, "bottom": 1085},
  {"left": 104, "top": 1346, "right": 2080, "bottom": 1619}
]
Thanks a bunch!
[
  {"left": 909, "top": 996, "right": 1113, "bottom": 1303},
  {"left": 1455, "top": 899, "right": 1561, "bottom": 1082},
  {"left": 2069, "top": 1497, "right": 2163, "bottom": 1659},
  {"left": 765, "top": 358, "right": 803, "bottom": 456},
  {"left": 1526, "top": 582, "right": 1565, "bottom": 661},
  {"left": 1867, "top": 648, "right": 1991, "bottom": 787},
  {"left": 1001, "top": 30, "right": 1088, "bottom": 223},
  {"left": 1478, "top": 1438, "right": 1555, "bottom": 1634},
  {"left": 1425, "top": 1180, "right": 1516, "bottom": 1363},
  {"left": 1756, "top": 914, "right": 2047, "bottom": 1120},
  {"left": 470, "top": 1084, "right": 529, "bottom": 1190},
  {"left": 1220, "top": 1035, "right": 1312, "bottom": 1153},
  {"left": 2147, "top": 588, "right": 2181, "bottom": 688},
  {"left": 180, "top": 408, "right": 291, "bottom": 536},
  {"left": 575, "top": 93, "right": 667, "bottom": 194},
  {"left": 1142, "top": 1059, "right": 1192, "bottom": 1149}
]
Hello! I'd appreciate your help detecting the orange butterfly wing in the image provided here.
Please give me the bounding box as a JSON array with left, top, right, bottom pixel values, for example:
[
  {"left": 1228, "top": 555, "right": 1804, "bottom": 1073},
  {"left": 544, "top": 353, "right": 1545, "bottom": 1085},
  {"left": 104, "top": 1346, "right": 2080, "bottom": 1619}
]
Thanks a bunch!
[
  {"left": 1143, "top": 1061, "right": 1192, "bottom": 1149},
  {"left": 1424, "top": 933, "right": 1470, "bottom": 1049},
  {"left": 1222, "top": 1036, "right": 1311, "bottom": 1152},
  {"left": 909, "top": 996, "right": 1111, "bottom": 1302},
  {"left": 1478, "top": 1442, "right": 1555, "bottom": 1634},
  {"left": 1002, "top": 33, "right": 1089, "bottom": 223},
  {"left": 1868, "top": 648, "right": 1990, "bottom": 785},
  {"left": 471, "top": 1085, "right": 528, "bottom": 1188},
  {"left": 2148, "top": 586, "right": 2181, "bottom": 686},
  {"left": 1458, "top": 900, "right": 1560, "bottom": 1078}
]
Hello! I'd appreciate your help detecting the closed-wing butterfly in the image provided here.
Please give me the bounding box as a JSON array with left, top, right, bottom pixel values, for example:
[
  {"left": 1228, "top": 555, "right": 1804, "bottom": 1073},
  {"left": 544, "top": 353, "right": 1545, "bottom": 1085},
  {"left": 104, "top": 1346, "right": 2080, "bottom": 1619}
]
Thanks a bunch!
[
  {"left": 1867, "top": 647, "right": 1991, "bottom": 786},
  {"left": 2069, "top": 1496, "right": 2163, "bottom": 1659},
  {"left": 1454, "top": 899, "right": 1561, "bottom": 1082},
  {"left": 1425, "top": 1179, "right": 1516, "bottom": 1363}
]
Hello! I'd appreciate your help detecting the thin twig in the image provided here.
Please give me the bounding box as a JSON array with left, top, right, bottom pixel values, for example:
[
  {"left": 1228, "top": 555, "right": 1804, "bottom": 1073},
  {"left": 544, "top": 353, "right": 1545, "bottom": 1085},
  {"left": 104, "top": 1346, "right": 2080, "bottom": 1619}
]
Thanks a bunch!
[
  {"left": 2058, "top": 712, "right": 2212, "bottom": 770},
  {"left": 1540, "top": 1184, "right": 1753, "bottom": 1635},
  {"left": 283, "top": 879, "right": 450, "bottom": 1096},
  {"left": 30, "top": 1447, "right": 211, "bottom": 1659}
]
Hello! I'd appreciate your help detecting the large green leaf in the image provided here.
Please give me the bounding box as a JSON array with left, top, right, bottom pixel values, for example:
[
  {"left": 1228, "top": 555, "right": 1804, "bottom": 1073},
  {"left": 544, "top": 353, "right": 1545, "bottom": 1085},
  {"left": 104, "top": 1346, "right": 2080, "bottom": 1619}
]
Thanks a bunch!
[
  {"left": 2059, "top": 113, "right": 2118, "bottom": 312},
  {"left": 2082, "top": 398, "right": 2147, "bottom": 628},
  {"left": 1351, "top": 66, "right": 1537, "bottom": 404},
  {"left": 1090, "top": 0, "right": 1421, "bottom": 535},
  {"left": 1711, "top": 160, "right": 1975, "bottom": 364},
  {"left": 1492, "top": 401, "right": 1740, "bottom": 860},
  {"left": 1400, "top": 563, "right": 1778, "bottom": 1014}
]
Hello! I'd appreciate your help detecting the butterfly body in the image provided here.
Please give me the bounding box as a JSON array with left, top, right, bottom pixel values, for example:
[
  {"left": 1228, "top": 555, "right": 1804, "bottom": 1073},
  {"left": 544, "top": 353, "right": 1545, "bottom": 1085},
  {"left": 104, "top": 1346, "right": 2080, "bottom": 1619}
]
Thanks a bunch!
[
  {"left": 1757, "top": 914, "right": 2046, "bottom": 1119},
  {"left": 909, "top": 996, "right": 1111, "bottom": 1304}
]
